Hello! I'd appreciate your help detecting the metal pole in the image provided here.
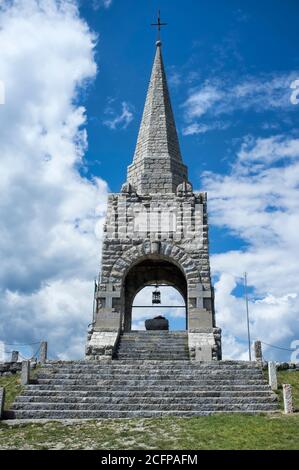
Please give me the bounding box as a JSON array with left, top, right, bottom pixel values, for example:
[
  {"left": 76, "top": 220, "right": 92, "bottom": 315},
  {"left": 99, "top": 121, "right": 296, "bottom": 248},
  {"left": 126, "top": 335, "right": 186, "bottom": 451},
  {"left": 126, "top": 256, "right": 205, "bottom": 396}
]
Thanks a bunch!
[
  {"left": 244, "top": 272, "right": 252, "bottom": 361},
  {"left": 92, "top": 279, "right": 97, "bottom": 324}
]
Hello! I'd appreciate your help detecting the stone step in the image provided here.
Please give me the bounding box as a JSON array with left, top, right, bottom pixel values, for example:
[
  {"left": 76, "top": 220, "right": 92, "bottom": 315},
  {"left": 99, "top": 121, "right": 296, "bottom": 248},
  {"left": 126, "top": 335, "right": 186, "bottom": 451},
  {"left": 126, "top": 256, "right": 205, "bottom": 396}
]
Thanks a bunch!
[
  {"left": 117, "top": 342, "right": 188, "bottom": 346},
  {"left": 5, "top": 409, "right": 276, "bottom": 421},
  {"left": 121, "top": 340, "right": 188, "bottom": 350},
  {"left": 118, "top": 344, "right": 189, "bottom": 354},
  {"left": 38, "top": 365, "right": 263, "bottom": 373},
  {"left": 119, "top": 332, "right": 188, "bottom": 336},
  {"left": 25, "top": 384, "right": 271, "bottom": 392},
  {"left": 38, "top": 369, "right": 262, "bottom": 375},
  {"left": 113, "top": 354, "right": 189, "bottom": 358},
  {"left": 118, "top": 336, "right": 188, "bottom": 340},
  {"left": 40, "top": 360, "right": 261, "bottom": 368},
  {"left": 36, "top": 377, "right": 266, "bottom": 385},
  {"left": 6, "top": 404, "right": 277, "bottom": 420},
  {"left": 11, "top": 401, "right": 278, "bottom": 411},
  {"left": 17, "top": 390, "right": 274, "bottom": 399},
  {"left": 116, "top": 342, "right": 188, "bottom": 346},
  {"left": 36, "top": 371, "right": 263, "bottom": 380},
  {"left": 13, "top": 396, "right": 277, "bottom": 406},
  {"left": 38, "top": 367, "right": 262, "bottom": 374},
  {"left": 115, "top": 332, "right": 189, "bottom": 360},
  {"left": 115, "top": 355, "right": 188, "bottom": 358},
  {"left": 8, "top": 355, "right": 278, "bottom": 419}
]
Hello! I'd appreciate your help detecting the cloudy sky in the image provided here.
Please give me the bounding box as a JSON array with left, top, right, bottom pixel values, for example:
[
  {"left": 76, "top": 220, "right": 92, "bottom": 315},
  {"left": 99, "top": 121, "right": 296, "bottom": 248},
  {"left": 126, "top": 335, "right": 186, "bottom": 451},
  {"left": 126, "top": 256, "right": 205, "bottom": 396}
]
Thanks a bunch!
[{"left": 0, "top": 0, "right": 299, "bottom": 362}]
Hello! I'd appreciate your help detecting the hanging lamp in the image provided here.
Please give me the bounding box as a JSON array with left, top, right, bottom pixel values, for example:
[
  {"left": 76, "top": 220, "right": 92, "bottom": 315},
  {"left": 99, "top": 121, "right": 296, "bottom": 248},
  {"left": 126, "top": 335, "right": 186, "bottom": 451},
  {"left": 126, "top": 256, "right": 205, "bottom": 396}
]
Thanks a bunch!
[{"left": 152, "top": 284, "right": 161, "bottom": 304}]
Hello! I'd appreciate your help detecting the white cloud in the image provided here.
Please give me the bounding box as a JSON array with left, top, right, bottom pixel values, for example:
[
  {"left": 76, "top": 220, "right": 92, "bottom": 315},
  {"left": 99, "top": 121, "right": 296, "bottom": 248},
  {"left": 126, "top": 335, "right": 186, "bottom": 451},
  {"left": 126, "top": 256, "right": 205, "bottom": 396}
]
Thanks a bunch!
[
  {"left": 0, "top": 79, "right": 4, "bottom": 104},
  {"left": 103, "top": 101, "right": 134, "bottom": 130},
  {"left": 237, "top": 134, "right": 299, "bottom": 166},
  {"left": 92, "top": 0, "right": 112, "bottom": 10},
  {"left": 183, "top": 84, "right": 222, "bottom": 119},
  {"left": 202, "top": 134, "right": 299, "bottom": 360},
  {"left": 183, "top": 121, "right": 229, "bottom": 136},
  {"left": 182, "top": 72, "right": 298, "bottom": 135},
  {"left": 168, "top": 69, "right": 182, "bottom": 88},
  {"left": 0, "top": 0, "right": 108, "bottom": 359}
]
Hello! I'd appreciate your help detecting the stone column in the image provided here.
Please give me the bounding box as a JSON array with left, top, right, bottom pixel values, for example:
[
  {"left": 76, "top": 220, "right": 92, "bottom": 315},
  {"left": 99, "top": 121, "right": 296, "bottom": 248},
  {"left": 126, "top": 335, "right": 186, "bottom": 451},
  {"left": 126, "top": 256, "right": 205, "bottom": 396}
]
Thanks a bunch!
[
  {"left": 11, "top": 351, "right": 19, "bottom": 362},
  {"left": 0, "top": 387, "right": 5, "bottom": 420},
  {"left": 283, "top": 384, "right": 294, "bottom": 414},
  {"left": 254, "top": 340, "right": 262, "bottom": 363},
  {"left": 21, "top": 361, "right": 30, "bottom": 386},
  {"left": 40, "top": 342, "right": 48, "bottom": 364},
  {"left": 268, "top": 361, "right": 278, "bottom": 390}
]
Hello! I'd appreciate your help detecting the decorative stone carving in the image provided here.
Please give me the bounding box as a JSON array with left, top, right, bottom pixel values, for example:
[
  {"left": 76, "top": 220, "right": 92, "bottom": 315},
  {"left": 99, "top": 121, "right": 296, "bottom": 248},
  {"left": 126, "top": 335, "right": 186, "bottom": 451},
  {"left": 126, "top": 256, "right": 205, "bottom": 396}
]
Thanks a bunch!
[
  {"left": 176, "top": 180, "right": 193, "bottom": 196},
  {"left": 121, "top": 182, "right": 135, "bottom": 194}
]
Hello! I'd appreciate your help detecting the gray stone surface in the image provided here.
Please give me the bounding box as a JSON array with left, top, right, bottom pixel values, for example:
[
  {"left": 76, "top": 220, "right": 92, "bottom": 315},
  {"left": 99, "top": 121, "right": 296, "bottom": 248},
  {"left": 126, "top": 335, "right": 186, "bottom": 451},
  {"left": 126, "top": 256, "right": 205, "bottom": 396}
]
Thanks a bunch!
[
  {"left": 145, "top": 316, "right": 169, "bottom": 331},
  {"left": 86, "top": 331, "right": 119, "bottom": 360},
  {"left": 7, "top": 360, "right": 278, "bottom": 419},
  {"left": 40, "top": 342, "right": 47, "bottom": 364},
  {"left": 195, "top": 345, "right": 212, "bottom": 362},
  {"left": 254, "top": 341, "right": 262, "bottom": 363},
  {"left": 94, "top": 310, "right": 121, "bottom": 332},
  {"left": 115, "top": 331, "right": 188, "bottom": 360},
  {"left": 283, "top": 384, "right": 293, "bottom": 414},
  {"left": 0, "top": 387, "right": 5, "bottom": 419},
  {"left": 268, "top": 361, "right": 278, "bottom": 390},
  {"left": 0, "top": 362, "right": 35, "bottom": 377},
  {"left": 11, "top": 351, "right": 19, "bottom": 363},
  {"left": 188, "top": 329, "right": 221, "bottom": 361},
  {"left": 127, "top": 43, "right": 187, "bottom": 195},
  {"left": 189, "top": 308, "right": 213, "bottom": 330},
  {"left": 21, "top": 361, "right": 30, "bottom": 386}
]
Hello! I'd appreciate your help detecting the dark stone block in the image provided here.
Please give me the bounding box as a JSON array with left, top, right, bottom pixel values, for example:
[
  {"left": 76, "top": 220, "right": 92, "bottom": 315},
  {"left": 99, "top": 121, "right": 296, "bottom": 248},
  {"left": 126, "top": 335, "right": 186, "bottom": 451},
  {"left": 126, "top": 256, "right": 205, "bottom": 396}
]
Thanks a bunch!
[{"left": 145, "top": 316, "right": 169, "bottom": 331}]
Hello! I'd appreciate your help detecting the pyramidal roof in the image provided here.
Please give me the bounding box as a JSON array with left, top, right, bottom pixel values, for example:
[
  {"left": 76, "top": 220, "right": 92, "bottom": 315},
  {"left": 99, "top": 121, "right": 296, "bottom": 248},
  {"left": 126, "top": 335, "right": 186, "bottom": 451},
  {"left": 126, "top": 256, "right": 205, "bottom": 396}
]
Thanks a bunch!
[{"left": 126, "top": 41, "right": 188, "bottom": 195}]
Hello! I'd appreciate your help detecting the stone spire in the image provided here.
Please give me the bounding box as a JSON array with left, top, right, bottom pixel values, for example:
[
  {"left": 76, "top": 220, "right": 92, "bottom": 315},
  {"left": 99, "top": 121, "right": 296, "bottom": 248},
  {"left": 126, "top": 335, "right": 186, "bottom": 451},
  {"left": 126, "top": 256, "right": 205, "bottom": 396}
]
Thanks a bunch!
[{"left": 125, "top": 41, "right": 188, "bottom": 195}]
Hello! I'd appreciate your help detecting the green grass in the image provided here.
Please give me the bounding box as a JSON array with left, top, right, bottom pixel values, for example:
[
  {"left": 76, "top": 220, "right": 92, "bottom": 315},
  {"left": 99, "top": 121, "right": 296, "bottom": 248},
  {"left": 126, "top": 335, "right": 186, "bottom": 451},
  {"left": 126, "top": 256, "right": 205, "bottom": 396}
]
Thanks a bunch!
[
  {"left": 0, "top": 367, "right": 41, "bottom": 411},
  {"left": 0, "top": 373, "right": 23, "bottom": 411},
  {"left": 0, "top": 414, "right": 298, "bottom": 450},
  {"left": 276, "top": 370, "right": 299, "bottom": 411},
  {"left": 0, "top": 369, "right": 298, "bottom": 450}
]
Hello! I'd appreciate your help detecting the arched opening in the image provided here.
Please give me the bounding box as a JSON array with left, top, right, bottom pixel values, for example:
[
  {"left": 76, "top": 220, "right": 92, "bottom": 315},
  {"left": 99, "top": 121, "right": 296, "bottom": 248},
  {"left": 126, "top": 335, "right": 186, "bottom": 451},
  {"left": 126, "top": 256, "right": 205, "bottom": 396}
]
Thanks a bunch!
[{"left": 122, "top": 257, "right": 188, "bottom": 332}]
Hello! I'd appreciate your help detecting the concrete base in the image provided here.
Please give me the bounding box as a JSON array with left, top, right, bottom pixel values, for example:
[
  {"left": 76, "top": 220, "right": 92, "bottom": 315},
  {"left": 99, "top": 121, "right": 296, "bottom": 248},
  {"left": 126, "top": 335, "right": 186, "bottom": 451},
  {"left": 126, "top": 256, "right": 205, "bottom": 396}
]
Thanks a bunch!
[
  {"left": 188, "top": 328, "right": 222, "bottom": 361},
  {"left": 85, "top": 330, "right": 120, "bottom": 360}
]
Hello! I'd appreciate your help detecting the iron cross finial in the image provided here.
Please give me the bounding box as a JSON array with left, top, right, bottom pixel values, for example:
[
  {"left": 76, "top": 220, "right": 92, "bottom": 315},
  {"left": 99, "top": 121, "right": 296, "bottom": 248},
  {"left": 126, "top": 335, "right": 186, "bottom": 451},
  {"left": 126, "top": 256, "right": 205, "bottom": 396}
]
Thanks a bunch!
[{"left": 151, "top": 10, "right": 167, "bottom": 43}]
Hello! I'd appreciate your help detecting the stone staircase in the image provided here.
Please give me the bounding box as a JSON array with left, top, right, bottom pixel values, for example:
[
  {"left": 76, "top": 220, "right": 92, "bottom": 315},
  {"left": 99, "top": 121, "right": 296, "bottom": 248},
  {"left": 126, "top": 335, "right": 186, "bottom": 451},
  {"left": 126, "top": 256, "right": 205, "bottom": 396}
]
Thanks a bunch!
[
  {"left": 7, "top": 359, "right": 278, "bottom": 419},
  {"left": 114, "top": 331, "right": 190, "bottom": 360}
]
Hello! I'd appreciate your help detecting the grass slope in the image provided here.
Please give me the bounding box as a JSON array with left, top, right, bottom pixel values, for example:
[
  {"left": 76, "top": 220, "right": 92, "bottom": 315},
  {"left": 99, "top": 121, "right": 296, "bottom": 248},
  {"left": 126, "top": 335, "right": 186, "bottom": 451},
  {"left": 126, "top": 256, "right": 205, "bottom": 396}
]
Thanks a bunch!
[
  {"left": 0, "top": 369, "right": 298, "bottom": 450},
  {"left": 0, "top": 373, "right": 23, "bottom": 411}
]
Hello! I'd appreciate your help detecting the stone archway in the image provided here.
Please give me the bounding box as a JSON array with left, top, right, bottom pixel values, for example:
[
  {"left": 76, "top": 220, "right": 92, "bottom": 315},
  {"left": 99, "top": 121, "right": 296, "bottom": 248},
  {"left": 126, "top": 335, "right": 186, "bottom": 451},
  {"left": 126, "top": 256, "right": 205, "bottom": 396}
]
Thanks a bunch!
[
  {"left": 122, "top": 257, "right": 188, "bottom": 331},
  {"left": 108, "top": 241, "right": 201, "bottom": 288}
]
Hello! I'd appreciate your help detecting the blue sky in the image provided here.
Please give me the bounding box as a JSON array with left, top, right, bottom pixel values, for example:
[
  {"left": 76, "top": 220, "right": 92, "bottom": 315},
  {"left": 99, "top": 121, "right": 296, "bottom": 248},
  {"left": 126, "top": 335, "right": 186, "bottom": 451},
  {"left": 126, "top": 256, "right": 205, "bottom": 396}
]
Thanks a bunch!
[
  {"left": 79, "top": 0, "right": 299, "bottom": 190},
  {"left": 0, "top": 0, "right": 299, "bottom": 362}
]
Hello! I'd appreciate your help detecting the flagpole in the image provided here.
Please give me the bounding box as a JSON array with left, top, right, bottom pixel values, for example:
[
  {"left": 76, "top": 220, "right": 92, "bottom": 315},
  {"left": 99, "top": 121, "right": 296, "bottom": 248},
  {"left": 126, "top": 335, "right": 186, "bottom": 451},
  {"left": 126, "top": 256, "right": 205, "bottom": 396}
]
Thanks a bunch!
[{"left": 244, "top": 272, "right": 252, "bottom": 361}]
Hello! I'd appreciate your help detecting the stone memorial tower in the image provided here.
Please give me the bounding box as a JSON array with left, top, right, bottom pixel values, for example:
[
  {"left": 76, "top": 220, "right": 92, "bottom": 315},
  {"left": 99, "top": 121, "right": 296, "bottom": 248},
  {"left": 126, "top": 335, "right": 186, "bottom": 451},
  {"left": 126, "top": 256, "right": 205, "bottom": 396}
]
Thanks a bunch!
[{"left": 86, "top": 39, "right": 222, "bottom": 361}]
